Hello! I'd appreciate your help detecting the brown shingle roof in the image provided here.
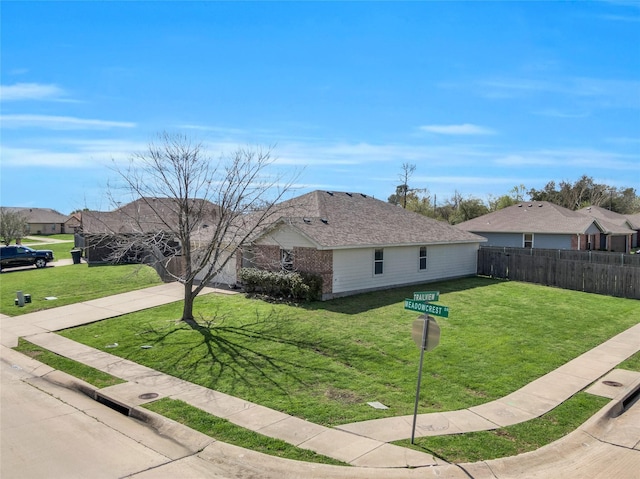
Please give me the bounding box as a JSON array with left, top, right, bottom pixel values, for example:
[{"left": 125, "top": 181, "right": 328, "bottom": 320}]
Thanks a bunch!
[
  {"left": 456, "top": 201, "right": 607, "bottom": 235},
  {"left": 261, "top": 190, "right": 485, "bottom": 249},
  {"left": 81, "top": 197, "right": 218, "bottom": 234},
  {"left": 577, "top": 205, "right": 639, "bottom": 232},
  {"left": 1, "top": 207, "right": 69, "bottom": 224},
  {"left": 625, "top": 213, "right": 640, "bottom": 230}
]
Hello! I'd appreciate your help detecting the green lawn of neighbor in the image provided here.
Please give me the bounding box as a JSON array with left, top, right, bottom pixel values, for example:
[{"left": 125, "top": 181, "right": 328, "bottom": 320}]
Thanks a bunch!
[
  {"left": 59, "top": 277, "right": 640, "bottom": 427},
  {"left": 0, "top": 264, "right": 162, "bottom": 316}
]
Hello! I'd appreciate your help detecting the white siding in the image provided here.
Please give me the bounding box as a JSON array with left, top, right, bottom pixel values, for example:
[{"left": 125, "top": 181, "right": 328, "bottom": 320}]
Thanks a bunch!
[
  {"left": 332, "top": 243, "right": 479, "bottom": 295},
  {"left": 195, "top": 250, "right": 237, "bottom": 286},
  {"left": 255, "top": 225, "right": 316, "bottom": 249}
]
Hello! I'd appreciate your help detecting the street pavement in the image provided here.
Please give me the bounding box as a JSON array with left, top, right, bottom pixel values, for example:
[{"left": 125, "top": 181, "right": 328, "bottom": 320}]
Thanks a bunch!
[{"left": 1, "top": 279, "right": 639, "bottom": 478}]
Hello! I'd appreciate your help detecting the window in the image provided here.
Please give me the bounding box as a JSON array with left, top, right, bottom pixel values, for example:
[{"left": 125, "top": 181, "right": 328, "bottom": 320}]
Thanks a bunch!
[
  {"left": 374, "top": 248, "right": 384, "bottom": 275},
  {"left": 281, "top": 249, "right": 293, "bottom": 271},
  {"left": 524, "top": 233, "right": 533, "bottom": 248},
  {"left": 419, "top": 246, "right": 427, "bottom": 270}
]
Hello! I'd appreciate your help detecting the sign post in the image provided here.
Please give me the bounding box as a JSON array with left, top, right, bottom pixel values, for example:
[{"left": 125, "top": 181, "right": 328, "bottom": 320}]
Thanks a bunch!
[
  {"left": 410, "top": 315, "right": 440, "bottom": 444},
  {"left": 406, "top": 291, "right": 444, "bottom": 444}
]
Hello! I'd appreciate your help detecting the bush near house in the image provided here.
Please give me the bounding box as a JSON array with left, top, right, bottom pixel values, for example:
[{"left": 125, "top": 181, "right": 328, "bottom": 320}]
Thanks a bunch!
[{"left": 239, "top": 267, "right": 323, "bottom": 301}]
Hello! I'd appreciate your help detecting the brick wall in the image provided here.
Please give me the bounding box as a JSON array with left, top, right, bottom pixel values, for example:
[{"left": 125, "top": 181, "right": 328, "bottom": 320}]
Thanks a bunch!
[
  {"left": 249, "top": 245, "right": 334, "bottom": 295},
  {"left": 251, "top": 244, "right": 281, "bottom": 271},
  {"left": 294, "top": 247, "right": 333, "bottom": 295}
]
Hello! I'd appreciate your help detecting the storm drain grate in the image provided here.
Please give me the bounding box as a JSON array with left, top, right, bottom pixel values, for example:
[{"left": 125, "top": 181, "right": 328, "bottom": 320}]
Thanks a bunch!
[
  {"left": 96, "top": 394, "right": 131, "bottom": 416},
  {"left": 622, "top": 386, "right": 640, "bottom": 413}
]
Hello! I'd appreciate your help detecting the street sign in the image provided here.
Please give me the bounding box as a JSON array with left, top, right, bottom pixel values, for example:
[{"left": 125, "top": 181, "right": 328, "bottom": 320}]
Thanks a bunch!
[
  {"left": 413, "top": 291, "right": 439, "bottom": 302},
  {"left": 412, "top": 315, "right": 440, "bottom": 351},
  {"left": 404, "top": 299, "right": 449, "bottom": 318}
]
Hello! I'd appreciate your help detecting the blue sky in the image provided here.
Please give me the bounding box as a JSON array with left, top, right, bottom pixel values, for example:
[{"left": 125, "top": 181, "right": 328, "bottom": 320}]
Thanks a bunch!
[{"left": 1, "top": 1, "right": 639, "bottom": 215}]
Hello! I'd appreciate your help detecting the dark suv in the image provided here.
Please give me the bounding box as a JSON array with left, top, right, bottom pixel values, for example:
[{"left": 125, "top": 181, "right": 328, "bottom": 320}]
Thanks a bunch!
[{"left": 0, "top": 245, "right": 55, "bottom": 271}]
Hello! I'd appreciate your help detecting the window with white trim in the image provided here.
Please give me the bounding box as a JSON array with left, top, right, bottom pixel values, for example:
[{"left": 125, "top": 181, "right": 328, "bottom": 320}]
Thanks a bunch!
[
  {"left": 419, "top": 246, "right": 427, "bottom": 270},
  {"left": 374, "top": 248, "right": 384, "bottom": 275}
]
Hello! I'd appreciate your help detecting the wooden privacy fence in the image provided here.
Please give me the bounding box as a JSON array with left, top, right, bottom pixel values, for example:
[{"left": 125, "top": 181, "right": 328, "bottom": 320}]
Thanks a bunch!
[{"left": 478, "top": 247, "right": 640, "bottom": 299}]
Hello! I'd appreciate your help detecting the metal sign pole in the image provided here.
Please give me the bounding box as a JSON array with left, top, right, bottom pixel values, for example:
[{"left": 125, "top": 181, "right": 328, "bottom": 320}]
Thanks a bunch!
[{"left": 411, "top": 318, "right": 429, "bottom": 444}]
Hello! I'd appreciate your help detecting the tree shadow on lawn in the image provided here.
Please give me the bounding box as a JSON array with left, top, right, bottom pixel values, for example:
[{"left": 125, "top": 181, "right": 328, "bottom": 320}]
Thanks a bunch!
[
  {"left": 304, "top": 276, "right": 505, "bottom": 315},
  {"left": 137, "top": 309, "right": 339, "bottom": 397}
]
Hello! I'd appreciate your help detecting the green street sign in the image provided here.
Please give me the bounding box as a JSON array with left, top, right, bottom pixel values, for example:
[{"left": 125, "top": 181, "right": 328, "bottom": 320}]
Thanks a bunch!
[
  {"left": 413, "top": 291, "right": 439, "bottom": 302},
  {"left": 404, "top": 299, "right": 449, "bottom": 318}
]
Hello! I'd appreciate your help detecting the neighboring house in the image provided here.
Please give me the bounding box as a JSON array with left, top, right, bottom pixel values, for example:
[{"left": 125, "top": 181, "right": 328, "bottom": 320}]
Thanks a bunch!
[
  {"left": 64, "top": 212, "right": 82, "bottom": 233},
  {"left": 243, "top": 190, "right": 486, "bottom": 300},
  {"left": 456, "top": 201, "right": 635, "bottom": 253},
  {"left": 1, "top": 207, "right": 69, "bottom": 235},
  {"left": 629, "top": 213, "right": 640, "bottom": 250},
  {"left": 576, "top": 205, "right": 640, "bottom": 250},
  {"left": 79, "top": 197, "right": 214, "bottom": 265}
]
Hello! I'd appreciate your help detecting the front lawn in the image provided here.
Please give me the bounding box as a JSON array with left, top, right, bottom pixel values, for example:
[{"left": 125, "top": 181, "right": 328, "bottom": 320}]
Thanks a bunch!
[
  {"left": 0, "top": 264, "right": 162, "bottom": 316},
  {"left": 59, "top": 277, "right": 640, "bottom": 427}
]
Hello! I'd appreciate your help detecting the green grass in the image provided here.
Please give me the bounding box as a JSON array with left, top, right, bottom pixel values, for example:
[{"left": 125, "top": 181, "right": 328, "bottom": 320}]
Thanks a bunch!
[
  {"left": 144, "top": 398, "right": 347, "bottom": 466},
  {"left": 14, "top": 338, "right": 125, "bottom": 388},
  {"left": 619, "top": 351, "right": 640, "bottom": 371},
  {"left": 0, "top": 263, "right": 162, "bottom": 316},
  {"left": 397, "top": 393, "right": 610, "bottom": 463},
  {"left": 22, "top": 235, "right": 76, "bottom": 260},
  {"left": 59, "top": 277, "right": 640, "bottom": 427}
]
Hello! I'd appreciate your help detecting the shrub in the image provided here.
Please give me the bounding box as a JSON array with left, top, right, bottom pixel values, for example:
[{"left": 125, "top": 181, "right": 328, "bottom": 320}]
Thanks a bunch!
[{"left": 239, "top": 268, "right": 322, "bottom": 301}]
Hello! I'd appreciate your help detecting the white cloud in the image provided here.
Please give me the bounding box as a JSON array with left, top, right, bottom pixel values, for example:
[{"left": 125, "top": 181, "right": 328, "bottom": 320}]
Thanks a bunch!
[
  {"left": 273, "top": 141, "right": 494, "bottom": 168},
  {"left": 0, "top": 83, "right": 68, "bottom": 101},
  {"left": 493, "top": 148, "right": 638, "bottom": 170},
  {"left": 0, "top": 146, "right": 104, "bottom": 168},
  {"left": 533, "top": 109, "right": 589, "bottom": 118},
  {"left": 0, "top": 114, "right": 136, "bottom": 130},
  {"left": 0, "top": 139, "right": 147, "bottom": 168},
  {"left": 419, "top": 124, "right": 496, "bottom": 135},
  {"left": 177, "top": 124, "right": 248, "bottom": 136},
  {"left": 479, "top": 76, "right": 640, "bottom": 108}
]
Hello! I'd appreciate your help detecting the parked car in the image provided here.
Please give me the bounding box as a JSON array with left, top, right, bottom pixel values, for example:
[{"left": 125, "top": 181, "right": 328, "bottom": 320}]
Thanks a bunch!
[{"left": 0, "top": 245, "right": 54, "bottom": 271}]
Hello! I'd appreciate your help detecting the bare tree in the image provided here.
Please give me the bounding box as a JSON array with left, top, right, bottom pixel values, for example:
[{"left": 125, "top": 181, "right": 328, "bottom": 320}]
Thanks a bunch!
[
  {"left": 105, "top": 132, "right": 296, "bottom": 322},
  {"left": 0, "top": 208, "right": 28, "bottom": 246},
  {"left": 388, "top": 163, "right": 430, "bottom": 209}
]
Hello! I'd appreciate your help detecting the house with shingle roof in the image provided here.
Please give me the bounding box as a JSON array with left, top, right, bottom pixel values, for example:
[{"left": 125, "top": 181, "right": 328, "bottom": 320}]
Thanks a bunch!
[
  {"left": 456, "top": 201, "right": 635, "bottom": 253},
  {"left": 1, "top": 207, "right": 69, "bottom": 235},
  {"left": 245, "top": 190, "right": 486, "bottom": 299},
  {"left": 79, "top": 197, "right": 217, "bottom": 265},
  {"left": 577, "top": 205, "right": 640, "bottom": 250}
]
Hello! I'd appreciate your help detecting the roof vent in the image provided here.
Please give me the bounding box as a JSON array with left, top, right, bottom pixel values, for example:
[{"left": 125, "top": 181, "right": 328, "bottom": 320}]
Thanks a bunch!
[
  {"left": 321, "top": 218, "right": 328, "bottom": 224},
  {"left": 518, "top": 204, "right": 523, "bottom": 207},
  {"left": 538, "top": 204, "right": 543, "bottom": 207},
  {"left": 303, "top": 217, "right": 311, "bottom": 224},
  {"left": 528, "top": 204, "right": 533, "bottom": 207},
  {"left": 360, "top": 193, "right": 367, "bottom": 198},
  {"left": 326, "top": 191, "right": 334, "bottom": 196},
  {"left": 346, "top": 192, "right": 352, "bottom": 197}
]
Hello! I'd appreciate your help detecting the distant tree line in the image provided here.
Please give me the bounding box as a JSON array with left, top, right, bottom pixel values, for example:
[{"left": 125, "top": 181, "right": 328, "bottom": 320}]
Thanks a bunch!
[{"left": 388, "top": 167, "right": 640, "bottom": 225}]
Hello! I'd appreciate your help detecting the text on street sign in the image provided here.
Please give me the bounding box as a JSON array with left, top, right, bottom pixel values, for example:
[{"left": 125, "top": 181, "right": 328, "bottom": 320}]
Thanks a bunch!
[
  {"left": 404, "top": 299, "right": 449, "bottom": 318},
  {"left": 413, "top": 291, "right": 439, "bottom": 302}
]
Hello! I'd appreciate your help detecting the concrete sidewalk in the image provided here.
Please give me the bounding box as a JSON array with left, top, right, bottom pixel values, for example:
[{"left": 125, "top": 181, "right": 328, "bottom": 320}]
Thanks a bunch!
[{"left": 2, "top": 282, "right": 640, "bottom": 472}]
